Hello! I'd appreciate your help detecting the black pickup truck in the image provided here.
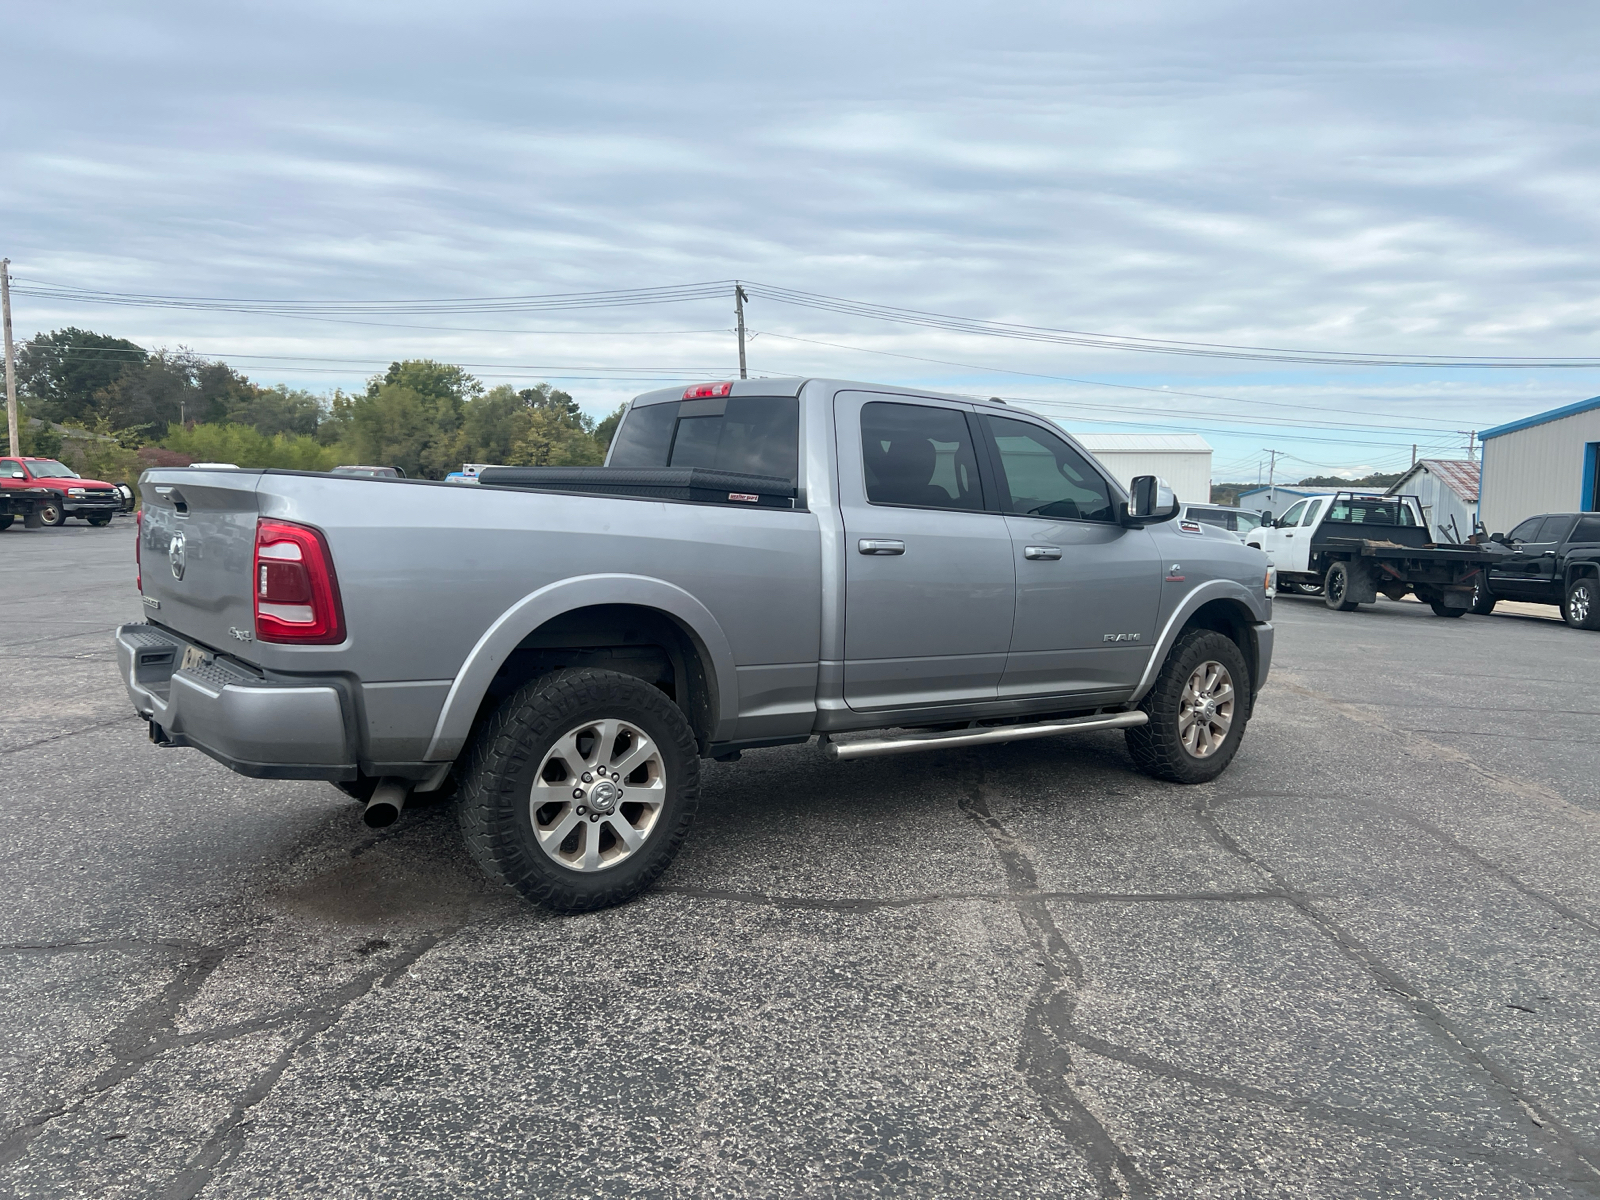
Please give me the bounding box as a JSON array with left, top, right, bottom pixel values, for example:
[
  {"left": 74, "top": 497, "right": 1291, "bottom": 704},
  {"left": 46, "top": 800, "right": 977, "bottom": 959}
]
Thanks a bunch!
[{"left": 1478, "top": 512, "right": 1600, "bottom": 630}]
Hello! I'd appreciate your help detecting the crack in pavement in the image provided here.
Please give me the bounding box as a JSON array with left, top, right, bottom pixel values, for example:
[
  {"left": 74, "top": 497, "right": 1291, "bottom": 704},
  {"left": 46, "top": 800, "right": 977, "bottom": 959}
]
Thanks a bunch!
[
  {"left": 0, "top": 942, "right": 235, "bottom": 1168},
  {"left": 958, "top": 765, "right": 1153, "bottom": 1200},
  {"left": 657, "top": 884, "right": 1289, "bottom": 912},
  {"left": 1, "top": 713, "right": 140, "bottom": 758},
  {"left": 158, "top": 930, "right": 455, "bottom": 1200},
  {"left": 1194, "top": 799, "right": 1600, "bottom": 1192},
  {"left": 0, "top": 938, "right": 203, "bottom": 958}
]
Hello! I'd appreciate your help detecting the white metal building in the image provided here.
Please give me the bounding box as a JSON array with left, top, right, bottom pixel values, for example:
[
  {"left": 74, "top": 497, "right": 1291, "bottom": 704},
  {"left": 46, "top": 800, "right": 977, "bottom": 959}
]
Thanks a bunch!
[
  {"left": 1384, "top": 459, "right": 1479, "bottom": 543},
  {"left": 1073, "top": 433, "right": 1213, "bottom": 505},
  {"left": 1234, "top": 483, "right": 1385, "bottom": 519},
  {"left": 1478, "top": 396, "right": 1600, "bottom": 534}
]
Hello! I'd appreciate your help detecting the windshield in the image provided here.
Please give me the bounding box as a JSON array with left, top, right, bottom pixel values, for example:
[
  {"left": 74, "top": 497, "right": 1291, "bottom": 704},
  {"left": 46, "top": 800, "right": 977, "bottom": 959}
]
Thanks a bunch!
[{"left": 25, "top": 460, "right": 77, "bottom": 479}]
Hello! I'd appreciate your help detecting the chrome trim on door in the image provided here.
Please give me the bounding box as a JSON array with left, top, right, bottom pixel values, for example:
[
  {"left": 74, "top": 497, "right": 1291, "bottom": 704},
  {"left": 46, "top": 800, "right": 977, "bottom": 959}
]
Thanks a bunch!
[
  {"left": 857, "top": 539, "right": 905, "bottom": 555},
  {"left": 1023, "top": 545, "right": 1062, "bottom": 560}
]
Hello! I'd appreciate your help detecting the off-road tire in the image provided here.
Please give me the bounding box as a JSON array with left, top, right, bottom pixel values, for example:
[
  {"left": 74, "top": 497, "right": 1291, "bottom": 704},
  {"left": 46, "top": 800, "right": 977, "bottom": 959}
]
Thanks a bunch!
[
  {"left": 38, "top": 500, "right": 65, "bottom": 527},
  {"left": 1470, "top": 576, "right": 1497, "bottom": 616},
  {"left": 1126, "top": 629, "right": 1251, "bottom": 784},
  {"left": 88, "top": 515, "right": 112, "bottom": 527},
  {"left": 1429, "top": 601, "right": 1466, "bottom": 618},
  {"left": 1564, "top": 577, "right": 1600, "bottom": 631},
  {"left": 457, "top": 668, "right": 700, "bottom": 912},
  {"left": 1290, "top": 582, "right": 1323, "bottom": 596},
  {"left": 1324, "top": 561, "right": 1361, "bottom": 611}
]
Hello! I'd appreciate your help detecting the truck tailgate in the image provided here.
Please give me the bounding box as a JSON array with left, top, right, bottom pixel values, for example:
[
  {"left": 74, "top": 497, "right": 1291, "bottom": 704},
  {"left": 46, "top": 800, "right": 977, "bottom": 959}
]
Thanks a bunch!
[{"left": 139, "top": 470, "right": 263, "bottom": 654}]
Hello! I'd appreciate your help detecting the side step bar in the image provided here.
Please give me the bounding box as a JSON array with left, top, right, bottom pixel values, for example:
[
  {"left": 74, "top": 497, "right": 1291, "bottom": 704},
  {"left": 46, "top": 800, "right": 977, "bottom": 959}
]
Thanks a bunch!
[{"left": 820, "top": 711, "right": 1148, "bottom": 762}]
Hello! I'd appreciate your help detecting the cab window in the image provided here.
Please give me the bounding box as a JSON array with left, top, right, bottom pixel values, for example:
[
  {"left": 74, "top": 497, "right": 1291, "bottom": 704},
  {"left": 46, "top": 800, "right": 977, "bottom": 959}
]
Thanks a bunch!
[
  {"left": 983, "top": 416, "right": 1115, "bottom": 522},
  {"left": 1192, "top": 508, "right": 1230, "bottom": 529},
  {"left": 860, "top": 402, "right": 984, "bottom": 511},
  {"left": 1277, "top": 500, "right": 1308, "bottom": 527},
  {"left": 2, "top": 460, "right": 26, "bottom": 479},
  {"left": 1574, "top": 516, "right": 1600, "bottom": 543},
  {"left": 608, "top": 396, "right": 800, "bottom": 483},
  {"left": 1302, "top": 500, "right": 1324, "bottom": 527},
  {"left": 1506, "top": 516, "right": 1543, "bottom": 543},
  {"left": 1533, "top": 515, "right": 1574, "bottom": 543}
]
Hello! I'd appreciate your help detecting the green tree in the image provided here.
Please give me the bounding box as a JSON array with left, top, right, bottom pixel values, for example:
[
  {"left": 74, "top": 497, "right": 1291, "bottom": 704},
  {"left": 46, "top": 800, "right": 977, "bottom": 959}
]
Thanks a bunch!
[
  {"left": 159, "top": 422, "right": 339, "bottom": 471},
  {"left": 340, "top": 383, "right": 439, "bottom": 478},
  {"left": 16, "top": 328, "right": 148, "bottom": 422},
  {"left": 593, "top": 404, "right": 627, "bottom": 455}
]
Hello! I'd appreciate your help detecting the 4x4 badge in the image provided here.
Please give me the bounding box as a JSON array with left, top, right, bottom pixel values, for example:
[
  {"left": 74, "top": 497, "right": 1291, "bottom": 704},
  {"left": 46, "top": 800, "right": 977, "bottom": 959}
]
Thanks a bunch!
[{"left": 168, "top": 533, "right": 186, "bottom": 580}]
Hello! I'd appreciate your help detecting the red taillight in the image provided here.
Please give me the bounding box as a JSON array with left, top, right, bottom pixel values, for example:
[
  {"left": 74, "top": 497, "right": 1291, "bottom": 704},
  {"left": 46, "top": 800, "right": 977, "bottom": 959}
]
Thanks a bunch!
[
  {"left": 682, "top": 382, "right": 733, "bottom": 399},
  {"left": 135, "top": 510, "right": 142, "bottom": 592},
  {"left": 253, "top": 519, "right": 345, "bottom": 644}
]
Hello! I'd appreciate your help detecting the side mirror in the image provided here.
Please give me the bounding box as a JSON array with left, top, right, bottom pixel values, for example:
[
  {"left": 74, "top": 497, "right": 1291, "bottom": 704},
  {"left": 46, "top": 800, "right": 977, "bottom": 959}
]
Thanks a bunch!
[
  {"left": 1260, "top": 511, "right": 1274, "bottom": 528},
  {"left": 1489, "top": 531, "right": 1505, "bottom": 543},
  {"left": 1125, "top": 475, "right": 1180, "bottom": 525}
]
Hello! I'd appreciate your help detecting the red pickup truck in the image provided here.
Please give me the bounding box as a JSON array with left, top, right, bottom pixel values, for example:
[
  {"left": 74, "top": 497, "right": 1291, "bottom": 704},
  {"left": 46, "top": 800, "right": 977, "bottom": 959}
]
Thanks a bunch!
[{"left": 0, "top": 456, "right": 122, "bottom": 526}]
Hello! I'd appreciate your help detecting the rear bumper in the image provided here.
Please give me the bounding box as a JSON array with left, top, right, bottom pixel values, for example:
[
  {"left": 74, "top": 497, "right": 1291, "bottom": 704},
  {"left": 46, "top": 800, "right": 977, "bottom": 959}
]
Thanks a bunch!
[{"left": 115, "top": 623, "right": 357, "bottom": 781}]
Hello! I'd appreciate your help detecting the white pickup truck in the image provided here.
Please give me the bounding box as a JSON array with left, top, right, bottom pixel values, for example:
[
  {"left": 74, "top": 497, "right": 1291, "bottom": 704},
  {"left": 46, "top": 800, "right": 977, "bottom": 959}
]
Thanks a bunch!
[{"left": 1246, "top": 491, "right": 1495, "bottom": 615}]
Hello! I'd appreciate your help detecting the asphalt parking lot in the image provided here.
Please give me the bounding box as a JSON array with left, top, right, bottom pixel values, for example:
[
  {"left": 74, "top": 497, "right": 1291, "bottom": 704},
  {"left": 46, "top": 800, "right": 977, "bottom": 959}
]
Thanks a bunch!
[{"left": 3, "top": 520, "right": 1599, "bottom": 1199}]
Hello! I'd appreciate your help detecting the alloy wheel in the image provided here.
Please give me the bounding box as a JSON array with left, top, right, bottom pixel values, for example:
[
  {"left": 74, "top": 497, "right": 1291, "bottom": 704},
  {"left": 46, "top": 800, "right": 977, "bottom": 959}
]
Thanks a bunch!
[
  {"left": 529, "top": 718, "right": 666, "bottom": 872},
  {"left": 1573, "top": 584, "right": 1593, "bottom": 625},
  {"left": 1179, "top": 660, "right": 1235, "bottom": 759}
]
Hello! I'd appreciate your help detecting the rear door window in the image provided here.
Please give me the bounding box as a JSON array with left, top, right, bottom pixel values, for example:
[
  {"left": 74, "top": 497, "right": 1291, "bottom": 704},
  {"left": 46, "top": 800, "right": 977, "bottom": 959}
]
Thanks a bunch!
[
  {"left": 860, "top": 402, "right": 984, "bottom": 511},
  {"left": 608, "top": 396, "right": 800, "bottom": 483},
  {"left": 1573, "top": 516, "right": 1600, "bottom": 543},
  {"left": 983, "top": 415, "right": 1115, "bottom": 521},
  {"left": 1302, "top": 500, "right": 1324, "bottom": 527}
]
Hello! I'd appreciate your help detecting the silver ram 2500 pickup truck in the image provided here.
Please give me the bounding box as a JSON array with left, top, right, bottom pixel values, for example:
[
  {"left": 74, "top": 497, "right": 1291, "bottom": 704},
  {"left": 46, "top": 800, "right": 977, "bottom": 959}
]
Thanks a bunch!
[{"left": 118, "top": 378, "right": 1274, "bottom": 912}]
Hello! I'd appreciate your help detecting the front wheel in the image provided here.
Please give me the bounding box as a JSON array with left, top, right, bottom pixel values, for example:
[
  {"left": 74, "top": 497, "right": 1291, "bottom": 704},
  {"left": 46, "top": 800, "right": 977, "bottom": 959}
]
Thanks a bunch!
[
  {"left": 88, "top": 515, "right": 112, "bottom": 527},
  {"left": 457, "top": 667, "right": 701, "bottom": 912},
  {"left": 1565, "top": 577, "right": 1600, "bottom": 630},
  {"left": 1324, "top": 561, "right": 1361, "bottom": 611},
  {"left": 1126, "top": 629, "right": 1251, "bottom": 784}
]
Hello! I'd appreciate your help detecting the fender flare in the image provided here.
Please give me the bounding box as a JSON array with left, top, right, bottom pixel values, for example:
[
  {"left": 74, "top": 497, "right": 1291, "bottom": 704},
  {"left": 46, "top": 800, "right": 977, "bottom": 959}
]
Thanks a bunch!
[
  {"left": 1129, "top": 579, "right": 1266, "bottom": 705},
  {"left": 423, "top": 573, "right": 739, "bottom": 761}
]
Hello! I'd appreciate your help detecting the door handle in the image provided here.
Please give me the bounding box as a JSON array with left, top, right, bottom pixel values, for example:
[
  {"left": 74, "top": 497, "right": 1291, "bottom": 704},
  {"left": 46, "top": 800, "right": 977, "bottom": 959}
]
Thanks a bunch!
[
  {"left": 1024, "top": 545, "right": 1062, "bottom": 560},
  {"left": 858, "top": 539, "right": 905, "bottom": 555}
]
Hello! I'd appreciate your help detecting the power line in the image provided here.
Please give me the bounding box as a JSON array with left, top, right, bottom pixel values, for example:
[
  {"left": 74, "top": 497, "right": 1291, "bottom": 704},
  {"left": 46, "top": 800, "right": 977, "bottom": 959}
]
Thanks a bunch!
[{"left": 13, "top": 272, "right": 1600, "bottom": 368}]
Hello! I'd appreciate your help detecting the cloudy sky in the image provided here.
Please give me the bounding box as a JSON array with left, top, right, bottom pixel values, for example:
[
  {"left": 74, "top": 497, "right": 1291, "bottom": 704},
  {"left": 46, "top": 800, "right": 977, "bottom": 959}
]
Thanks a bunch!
[{"left": 8, "top": 0, "right": 1600, "bottom": 481}]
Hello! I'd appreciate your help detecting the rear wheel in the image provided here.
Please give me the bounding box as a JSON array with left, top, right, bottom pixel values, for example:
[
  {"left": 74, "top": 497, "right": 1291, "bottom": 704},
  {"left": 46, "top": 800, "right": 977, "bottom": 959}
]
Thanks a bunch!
[
  {"left": 38, "top": 500, "right": 65, "bottom": 527},
  {"left": 1324, "top": 561, "right": 1361, "bottom": 611},
  {"left": 457, "top": 668, "right": 700, "bottom": 912},
  {"left": 1470, "top": 576, "right": 1497, "bottom": 615},
  {"left": 0, "top": 515, "right": 12, "bottom": 532},
  {"left": 1429, "top": 601, "right": 1466, "bottom": 618},
  {"left": 1564, "top": 577, "right": 1600, "bottom": 630},
  {"left": 1126, "top": 629, "right": 1250, "bottom": 784}
]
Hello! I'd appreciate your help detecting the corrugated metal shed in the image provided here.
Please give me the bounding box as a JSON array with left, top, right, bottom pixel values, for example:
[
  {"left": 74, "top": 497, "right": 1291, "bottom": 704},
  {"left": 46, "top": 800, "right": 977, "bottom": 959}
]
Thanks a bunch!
[
  {"left": 1073, "top": 433, "right": 1213, "bottom": 505},
  {"left": 1478, "top": 395, "right": 1600, "bottom": 533},
  {"left": 1385, "top": 459, "right": 1480, "bottom": 543}
]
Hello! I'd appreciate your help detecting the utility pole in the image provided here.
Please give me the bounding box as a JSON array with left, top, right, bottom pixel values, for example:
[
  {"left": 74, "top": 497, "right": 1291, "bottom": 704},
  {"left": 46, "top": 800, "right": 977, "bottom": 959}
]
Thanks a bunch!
[
  {"left": 1262, "top": 448, "right": 1280, "bottom": 489},
  {"left": 2, "top": 259, "right": 18, "bottom": 457},
  {"left": 1465, "top": 430, "right": 1476, "bottom": 462},
  {"left": 734, "top": 283, "right": 749, "bottom": 379},
  {"left": 1411, "top": 444, "right": 1417, "bottom": 468}
]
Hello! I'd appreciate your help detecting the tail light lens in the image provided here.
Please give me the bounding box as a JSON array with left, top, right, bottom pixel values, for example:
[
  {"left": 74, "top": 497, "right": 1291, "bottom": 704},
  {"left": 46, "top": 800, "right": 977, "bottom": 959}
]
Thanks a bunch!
[
  {"left": 135, "top": 510, "right": 142, "bottom": 592},
  {"left": 254, "top": 519, "right": 346, "bottom": 644},
  {"left": 683, "top": 382, "right": 733, "bottom": 399}
]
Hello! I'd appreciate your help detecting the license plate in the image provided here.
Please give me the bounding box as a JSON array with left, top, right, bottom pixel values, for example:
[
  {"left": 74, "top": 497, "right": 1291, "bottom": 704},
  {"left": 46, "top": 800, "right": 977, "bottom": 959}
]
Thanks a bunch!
[{"left": 180, "top": 645, "right": 210, "bottom": 671}]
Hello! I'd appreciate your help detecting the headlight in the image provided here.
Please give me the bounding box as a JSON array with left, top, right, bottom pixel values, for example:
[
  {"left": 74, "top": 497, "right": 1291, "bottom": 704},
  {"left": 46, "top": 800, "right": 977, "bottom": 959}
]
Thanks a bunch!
[{"left": 67, "top": 488, "right": 86, "bottom": 497}]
